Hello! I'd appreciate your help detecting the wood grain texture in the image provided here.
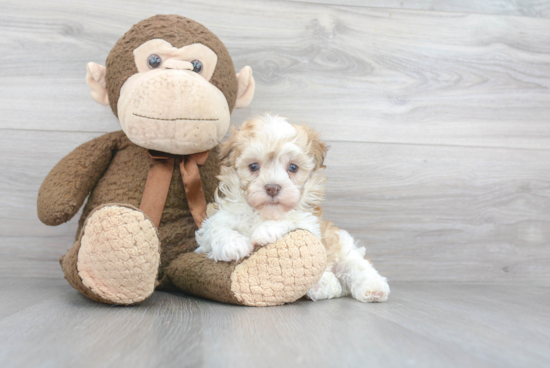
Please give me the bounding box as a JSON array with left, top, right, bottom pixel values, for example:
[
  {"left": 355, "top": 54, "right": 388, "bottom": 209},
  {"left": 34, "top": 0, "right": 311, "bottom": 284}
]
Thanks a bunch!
[
  {"left": 1, "top": 130, "right": 549, "bottom": 282},
  {"left": 322, "top": 141, "right": 550, "bottom": 283},
  {"left": 1, "top": 0, "right": 550, "bottom": 149},
  {"left": 1, "top": 278, "right": 549, "bottom": 368},
  {"left": 1, "top": 2, "right": 548, "bottom": 366},
  {"left": 285, "top": 0, "right": 550, "bottom": 18},
  {"left": 0, "top": 0, "right": 549, "bottom": 284},
  {"left": 0, "top": 278, "right": 67, "bottom": 320}
]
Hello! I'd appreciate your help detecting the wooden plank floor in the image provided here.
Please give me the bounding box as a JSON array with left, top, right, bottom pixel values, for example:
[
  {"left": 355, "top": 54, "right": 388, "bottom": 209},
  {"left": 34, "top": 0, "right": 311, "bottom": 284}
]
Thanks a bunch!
[
  {"left": 1, "top": 1, "right": 549, "bottom": 366},
  {"left": 0, "top": 278, "right": 549, "bottom": 368}
]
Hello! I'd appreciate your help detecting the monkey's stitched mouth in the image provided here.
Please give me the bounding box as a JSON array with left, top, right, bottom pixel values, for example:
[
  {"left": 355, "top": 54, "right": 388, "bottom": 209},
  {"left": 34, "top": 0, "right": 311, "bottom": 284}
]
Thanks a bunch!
[{"left": 133, "top": 113, "right": 218, "bottom": 122}]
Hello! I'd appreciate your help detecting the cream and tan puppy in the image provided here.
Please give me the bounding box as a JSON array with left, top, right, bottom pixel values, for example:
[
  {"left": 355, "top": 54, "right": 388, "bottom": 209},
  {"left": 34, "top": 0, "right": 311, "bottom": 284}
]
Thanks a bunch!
[{"left": 195, "top": 114, "right": 389, "bottom": 302}]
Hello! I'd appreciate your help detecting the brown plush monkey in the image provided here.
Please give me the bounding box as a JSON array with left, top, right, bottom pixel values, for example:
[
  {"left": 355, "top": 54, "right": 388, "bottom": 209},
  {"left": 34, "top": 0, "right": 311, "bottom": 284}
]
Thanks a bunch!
[{"left": 37, "top": 15, "right": 326, "bottom": 307}]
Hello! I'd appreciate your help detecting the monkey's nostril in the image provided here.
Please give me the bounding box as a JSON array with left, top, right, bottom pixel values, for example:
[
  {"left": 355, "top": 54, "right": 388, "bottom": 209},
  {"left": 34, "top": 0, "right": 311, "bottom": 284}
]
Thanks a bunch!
[{"left": 265, "top": 184, "right": 281, "bottom": 198}]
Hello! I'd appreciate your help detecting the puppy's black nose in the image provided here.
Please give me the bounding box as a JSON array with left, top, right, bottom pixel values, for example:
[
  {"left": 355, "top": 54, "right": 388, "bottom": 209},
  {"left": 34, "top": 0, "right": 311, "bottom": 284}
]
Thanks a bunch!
[{"left": 265, "top": 184, "right": 281, "bottom": 197}]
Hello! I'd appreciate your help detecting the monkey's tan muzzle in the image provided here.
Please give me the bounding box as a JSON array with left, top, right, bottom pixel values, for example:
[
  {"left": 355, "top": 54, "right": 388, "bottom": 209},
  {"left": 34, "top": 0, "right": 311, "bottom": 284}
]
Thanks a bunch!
[{"left": 117, "top": 69, "right": 231, "bottom": 155}]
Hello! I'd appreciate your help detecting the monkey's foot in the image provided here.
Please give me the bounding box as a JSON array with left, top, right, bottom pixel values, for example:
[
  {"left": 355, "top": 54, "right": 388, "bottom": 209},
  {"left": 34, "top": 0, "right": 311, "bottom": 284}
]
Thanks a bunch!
[{"left": 75, "top": 205, "right": 160, "bottom": 305}]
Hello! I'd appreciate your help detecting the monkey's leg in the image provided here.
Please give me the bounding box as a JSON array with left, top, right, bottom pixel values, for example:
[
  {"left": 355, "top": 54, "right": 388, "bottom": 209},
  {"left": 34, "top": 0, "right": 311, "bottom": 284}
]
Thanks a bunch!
[
  {"left": 60, "top": 204, "right": 160, "bottom": 305},
  {"left": 165, "top": 230, "right": 326, "bottom": 307}
]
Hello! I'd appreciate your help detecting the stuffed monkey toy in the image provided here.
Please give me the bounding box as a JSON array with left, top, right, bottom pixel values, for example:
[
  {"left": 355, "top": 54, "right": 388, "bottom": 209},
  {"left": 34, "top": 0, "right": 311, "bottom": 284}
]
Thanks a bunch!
[{"left": 37, "top": 15, "right": 326, "bottom": 307}]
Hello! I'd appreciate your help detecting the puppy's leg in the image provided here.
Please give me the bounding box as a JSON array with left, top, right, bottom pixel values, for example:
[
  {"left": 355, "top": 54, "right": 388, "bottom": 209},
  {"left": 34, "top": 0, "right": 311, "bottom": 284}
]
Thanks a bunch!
[
  {"left": 251, "top": 213, "right": 322, "bottom": 247},
  {"left": 195, "top": 214, "right": 254, "bottom": 262},
  {"left": 250, "top": 220, "right": 297, "bottom": 246},
  {"left": 307, "top": 270, "right": 344, "bottom": 301},
  {"left": 332, "top": 230, "right": 390, "bottom": 303}
]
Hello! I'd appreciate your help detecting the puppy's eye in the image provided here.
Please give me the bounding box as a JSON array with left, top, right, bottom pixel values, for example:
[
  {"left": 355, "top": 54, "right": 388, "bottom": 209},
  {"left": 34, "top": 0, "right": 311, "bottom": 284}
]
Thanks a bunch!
[
  {"left": 288, "top": 164, "right": 298, "bottom": 173},
  {"left": 147, "top": 54, "right": 162, "bottom": 69},
  {"left": 191, "top": 60, "right": 202, "bottom": 73},
  {"left": 249, "top": 163, "right": 260, "bottom": 172}
]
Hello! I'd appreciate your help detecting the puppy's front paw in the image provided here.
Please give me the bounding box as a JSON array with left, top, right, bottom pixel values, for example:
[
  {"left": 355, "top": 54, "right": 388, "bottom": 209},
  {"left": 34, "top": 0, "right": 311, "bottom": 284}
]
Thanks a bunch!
[
  {"left": 205, "top": 234, "right": 254, "bottom": 262},
  {"left": 351, "top": 276, "right": 390, "bottom": 303},
  {"left": 251, "top": 221, "right": 294, "bottom": 246}
]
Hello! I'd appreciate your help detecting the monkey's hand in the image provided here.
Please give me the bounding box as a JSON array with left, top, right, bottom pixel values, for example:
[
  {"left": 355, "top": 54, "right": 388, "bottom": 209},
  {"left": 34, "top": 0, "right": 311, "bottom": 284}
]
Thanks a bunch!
[{"left": 37, "top": 131, "right": 120, "bottom": 226}]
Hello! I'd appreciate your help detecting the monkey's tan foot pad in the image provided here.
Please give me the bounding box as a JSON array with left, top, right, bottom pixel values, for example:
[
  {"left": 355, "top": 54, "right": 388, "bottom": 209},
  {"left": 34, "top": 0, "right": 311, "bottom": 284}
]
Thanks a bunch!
[
  {"left": 77, "top": 205, "right": 160, "bottom": 305},
  {"left": 232, "top": 230, "right": 327, "bottom": 306},
  {"left": 167, "top": 230, "right": 327, "bottom": 307}
]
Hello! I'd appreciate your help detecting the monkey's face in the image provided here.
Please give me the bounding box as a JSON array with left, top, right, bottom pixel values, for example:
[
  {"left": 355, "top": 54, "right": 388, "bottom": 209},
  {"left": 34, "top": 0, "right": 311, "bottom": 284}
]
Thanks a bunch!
[
  {"left": 117, "top": 39, "right": 230, "bottom": 155},
  {"left": 86, "top": 15, "right": 255, "bottom": 156}
]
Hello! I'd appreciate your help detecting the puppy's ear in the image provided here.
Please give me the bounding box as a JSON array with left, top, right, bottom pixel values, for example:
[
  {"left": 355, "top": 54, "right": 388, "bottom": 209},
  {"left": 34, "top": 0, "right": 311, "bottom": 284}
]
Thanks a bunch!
[
  {"left": 302, "top": 125, "right": 329, "bottom": 170},
  {"left": 218, "top": 126, "right": 239, "bottom": 166},
  {"left": 311, "top": 137, "right": 328, "bottom": 170},
  {"left": 219, "top": 118, "right": 262, "bottom": 165},
  {"left": 238, "top": 117, "right": 262, "bottom": 137}
]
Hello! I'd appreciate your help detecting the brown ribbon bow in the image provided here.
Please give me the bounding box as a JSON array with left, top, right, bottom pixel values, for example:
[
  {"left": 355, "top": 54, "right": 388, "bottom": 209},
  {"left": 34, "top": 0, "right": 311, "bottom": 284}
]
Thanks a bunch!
[{"left": 140, "top": 149, "right": 210, "bottom": 229}]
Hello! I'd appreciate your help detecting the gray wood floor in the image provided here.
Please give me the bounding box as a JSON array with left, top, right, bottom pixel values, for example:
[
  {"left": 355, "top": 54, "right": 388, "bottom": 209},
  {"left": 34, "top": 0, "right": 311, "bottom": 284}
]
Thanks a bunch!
[
  {"left": 1, "top": 0, "right": 550, "bottom": 367},
  {"left": 1, "top": 278, "right": 549, "bottom": 368}
]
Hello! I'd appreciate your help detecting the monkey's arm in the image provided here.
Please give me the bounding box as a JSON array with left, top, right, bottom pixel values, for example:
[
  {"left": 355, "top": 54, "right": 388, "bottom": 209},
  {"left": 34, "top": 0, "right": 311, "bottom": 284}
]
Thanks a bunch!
[{"left": 37, "top": 131, "right": 121, "bottom": 226}]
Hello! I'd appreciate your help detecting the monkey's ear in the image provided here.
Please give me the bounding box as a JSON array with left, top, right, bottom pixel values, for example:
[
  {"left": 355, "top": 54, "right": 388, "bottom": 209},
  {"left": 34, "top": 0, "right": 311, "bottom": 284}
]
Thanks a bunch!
[
  {"left": 234, "top": 66, "right": 255, "bottom": 109},
  {"left": 86, "top": 62, "right": 109, "bottom": 106}
]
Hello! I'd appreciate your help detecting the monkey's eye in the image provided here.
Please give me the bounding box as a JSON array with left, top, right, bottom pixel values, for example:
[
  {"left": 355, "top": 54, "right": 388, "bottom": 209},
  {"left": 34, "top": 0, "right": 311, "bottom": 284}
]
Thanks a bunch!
[
  {"left": 288, "top": 164, "right": 298, "bottom": 173},
  {"left": 147, "top": 54, "right": 162, "bottom": 69},
  {"left": 249, "top": 163, "right": 260, "bottom": 172},
  {"left": 191, "top": 60, "right": 203, "bottom": 73}
]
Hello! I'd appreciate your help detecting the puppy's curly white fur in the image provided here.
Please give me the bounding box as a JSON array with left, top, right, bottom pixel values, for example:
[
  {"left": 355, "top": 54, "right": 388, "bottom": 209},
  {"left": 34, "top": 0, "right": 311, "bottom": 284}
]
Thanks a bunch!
[{"left": 195, "top": 114, "right": 389, "bottom": 303}]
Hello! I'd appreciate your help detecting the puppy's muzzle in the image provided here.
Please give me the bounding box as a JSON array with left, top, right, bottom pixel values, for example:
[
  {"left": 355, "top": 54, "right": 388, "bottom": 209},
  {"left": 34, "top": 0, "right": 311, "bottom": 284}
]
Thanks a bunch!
[{"left": 265, "top": 184, "right": 281, "bottom": 197}]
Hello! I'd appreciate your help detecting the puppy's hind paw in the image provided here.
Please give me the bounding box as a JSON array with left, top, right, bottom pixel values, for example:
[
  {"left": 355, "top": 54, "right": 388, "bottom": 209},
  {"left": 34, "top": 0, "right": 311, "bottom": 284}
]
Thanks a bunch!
[
  {"left": 307, "top": 271, "right": 343, "bottom": 301},
  {"left": 352, "top": 276, "right": 390, "bottom": 303}
]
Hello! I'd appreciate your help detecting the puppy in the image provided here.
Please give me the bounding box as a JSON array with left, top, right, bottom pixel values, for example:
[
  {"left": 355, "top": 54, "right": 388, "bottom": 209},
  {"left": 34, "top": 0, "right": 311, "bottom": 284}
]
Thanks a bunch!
[{"left": 195, "top": 114, "right": 390, "bottom": 302}]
